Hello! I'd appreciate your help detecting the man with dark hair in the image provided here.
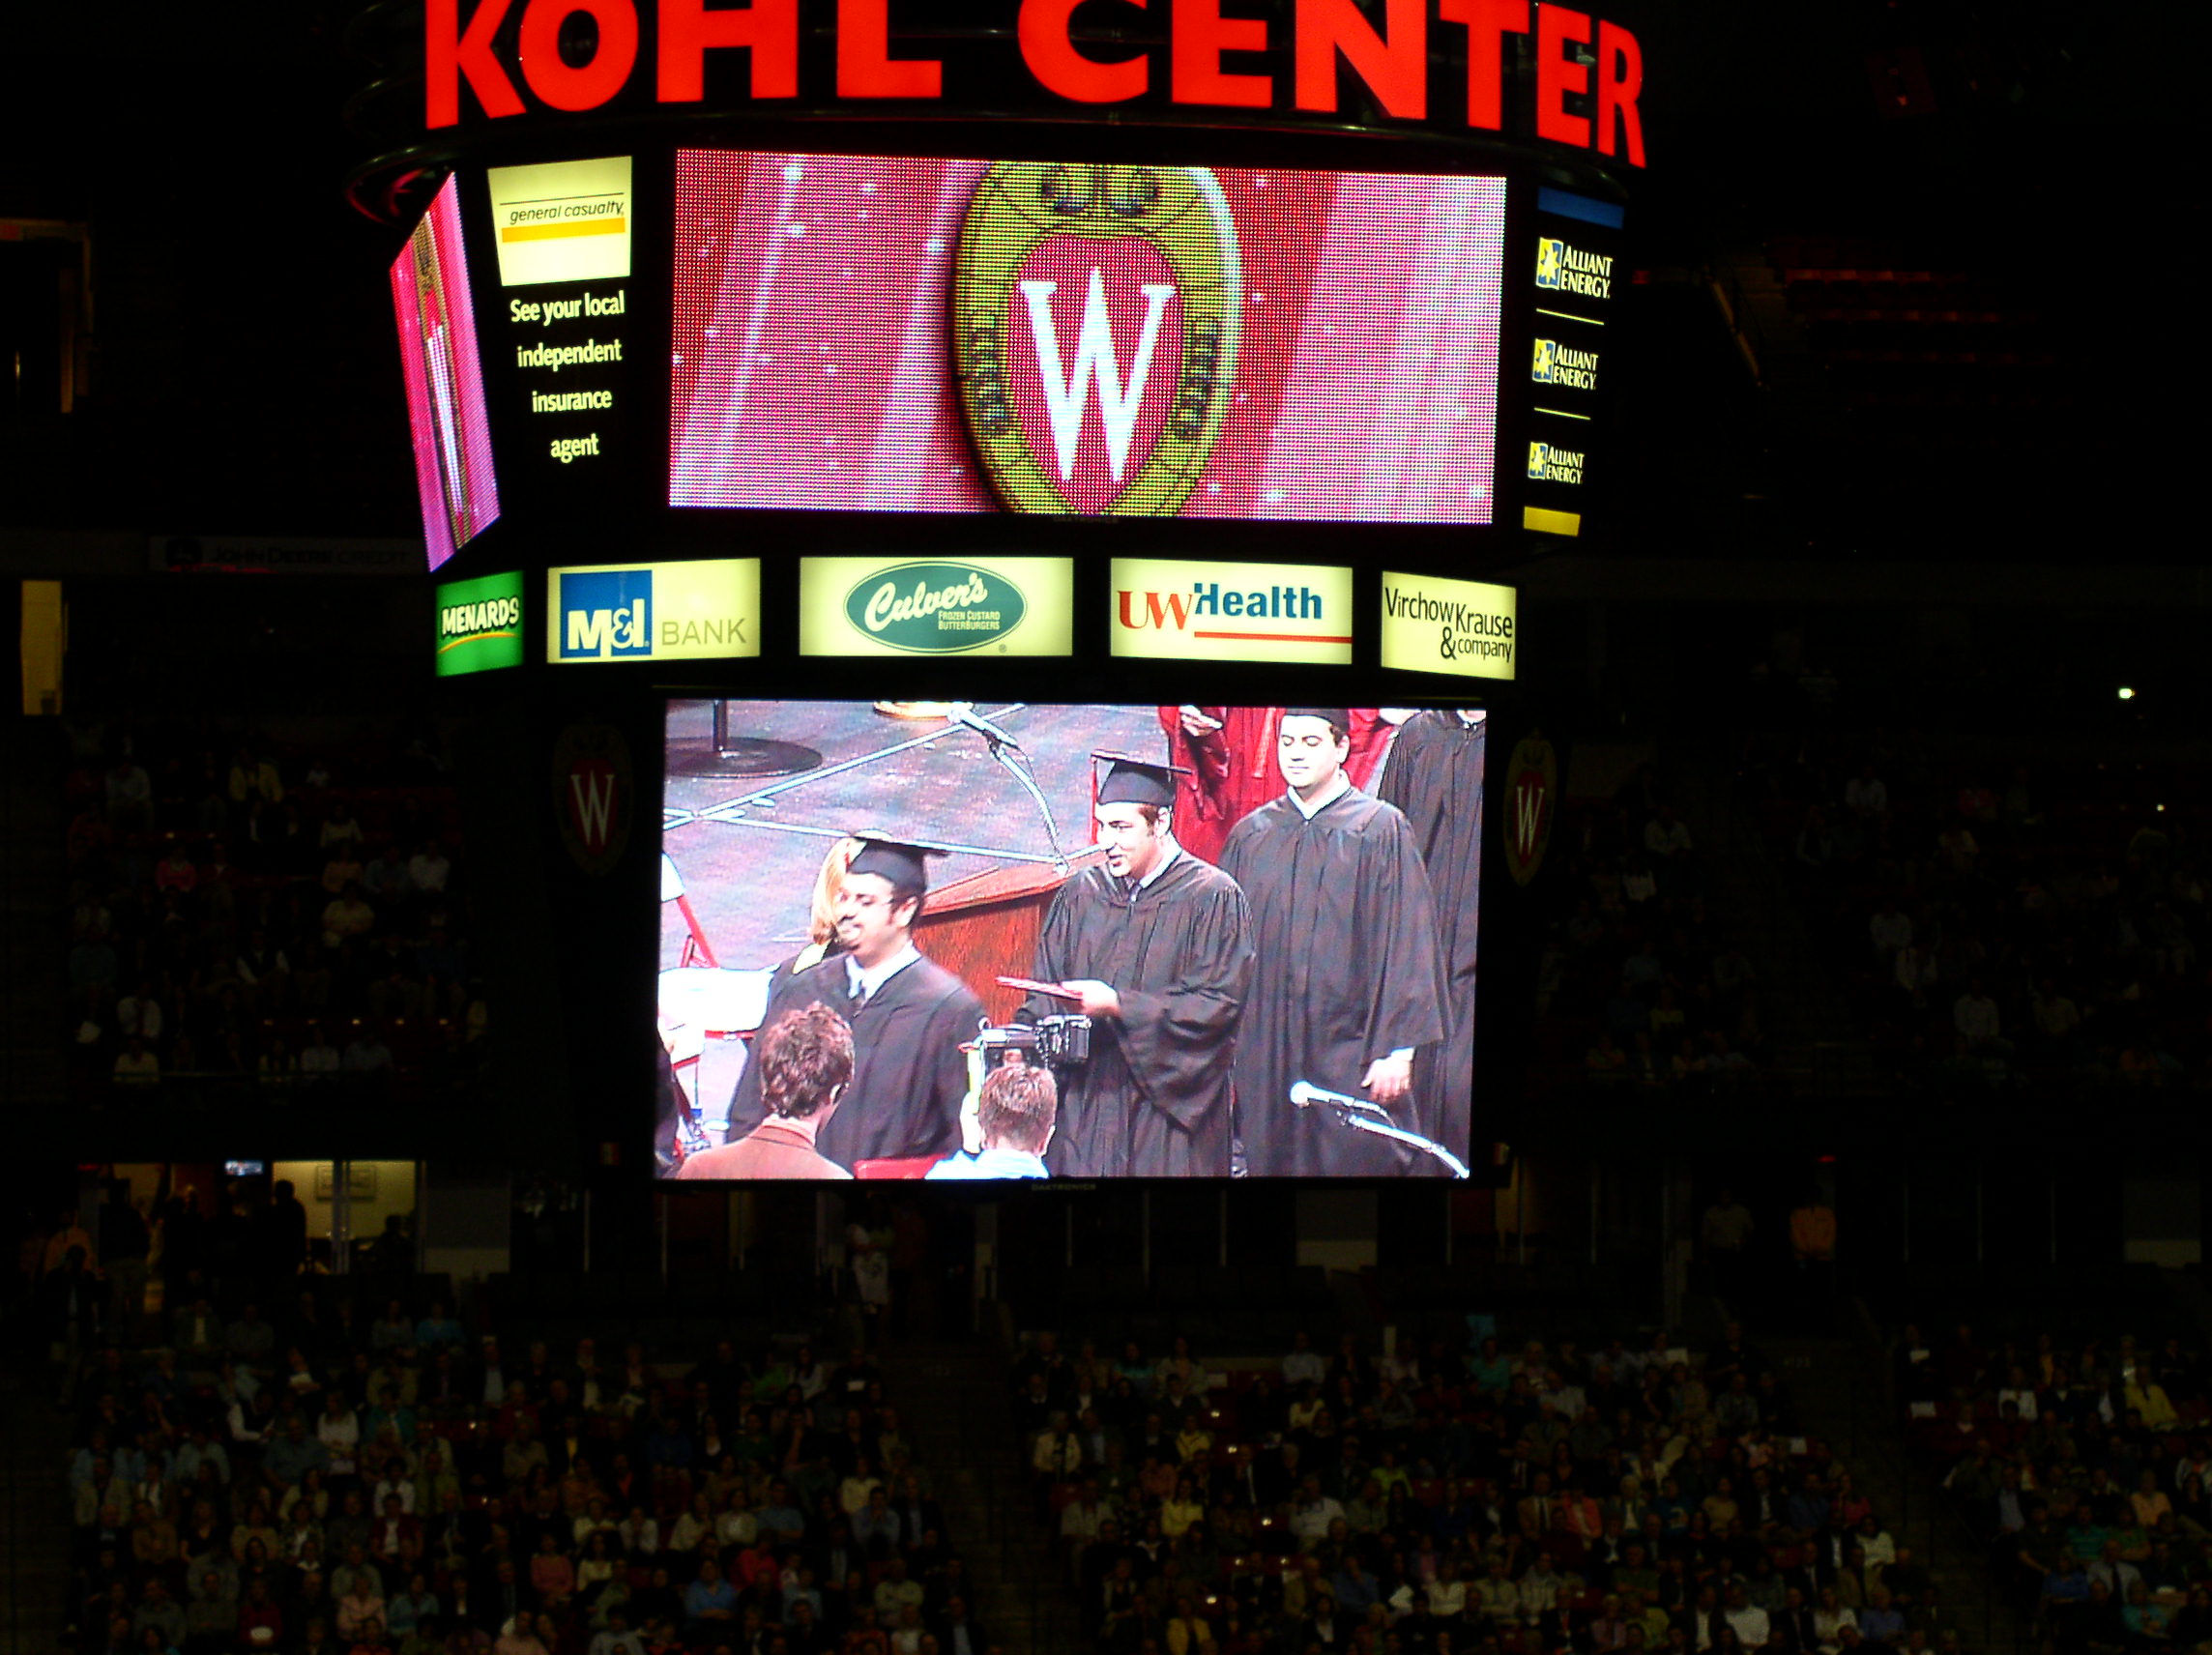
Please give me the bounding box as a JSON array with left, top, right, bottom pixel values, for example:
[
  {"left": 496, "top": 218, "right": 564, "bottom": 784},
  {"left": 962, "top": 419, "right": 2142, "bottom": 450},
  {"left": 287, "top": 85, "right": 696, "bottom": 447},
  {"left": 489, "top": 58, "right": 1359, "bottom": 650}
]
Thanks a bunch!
[
  {"left": 1220, "top": 711, "right": 1448, "bottom": 1176},
  {"left": 1021, "top": 755, "right": 1252, "bottom": 1177},
  {"left": 680, "top": 1004, "right": 856, "bottom": 1179},
  {"left": 726, "top": 836, "right": 984, "bottom": 1168},
  {"left": 927, "top": 1055, "right": 1058, "bottom": 1179}
]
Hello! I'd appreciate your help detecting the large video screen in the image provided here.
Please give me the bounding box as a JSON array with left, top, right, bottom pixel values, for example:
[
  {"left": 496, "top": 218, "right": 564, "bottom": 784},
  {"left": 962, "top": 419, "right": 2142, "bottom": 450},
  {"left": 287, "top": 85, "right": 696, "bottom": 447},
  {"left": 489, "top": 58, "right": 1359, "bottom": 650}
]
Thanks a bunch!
[
  {"left": 658, "top": 702, "right": 1484, "bottom": 1181},
  {"left": 392, "top": 174, "right": 499, "bottom": 570},
  {"left": 670, "top": 153, "right": 1506, "bottom": 522}
]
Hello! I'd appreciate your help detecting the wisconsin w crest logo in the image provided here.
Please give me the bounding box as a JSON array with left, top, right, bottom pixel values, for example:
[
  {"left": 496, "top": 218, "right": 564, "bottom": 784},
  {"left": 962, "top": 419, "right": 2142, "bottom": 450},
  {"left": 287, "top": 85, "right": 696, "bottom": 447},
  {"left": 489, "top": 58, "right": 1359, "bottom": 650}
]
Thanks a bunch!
[{"left": 953, "top": 162, "right": 1242, "bottom": 516}]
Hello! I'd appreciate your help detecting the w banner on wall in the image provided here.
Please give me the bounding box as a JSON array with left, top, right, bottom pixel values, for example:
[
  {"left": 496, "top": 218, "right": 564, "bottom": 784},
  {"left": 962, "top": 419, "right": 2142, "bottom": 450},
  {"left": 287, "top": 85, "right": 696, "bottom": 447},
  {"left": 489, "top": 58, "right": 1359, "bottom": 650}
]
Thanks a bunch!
[{"left": 1505, "top": 734, "right": 1557, "bottom": 886}]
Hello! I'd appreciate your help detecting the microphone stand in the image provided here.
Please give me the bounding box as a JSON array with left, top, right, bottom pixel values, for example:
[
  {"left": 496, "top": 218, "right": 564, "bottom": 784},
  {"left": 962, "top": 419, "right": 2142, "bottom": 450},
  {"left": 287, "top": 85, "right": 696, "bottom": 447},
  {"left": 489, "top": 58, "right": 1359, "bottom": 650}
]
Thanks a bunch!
[
  {"left": 1316, "top": 1100, "right": 1471, "bottom": 1178},
  {"left": 958, "top": 708, "right": 1073, "bottom": 874}
]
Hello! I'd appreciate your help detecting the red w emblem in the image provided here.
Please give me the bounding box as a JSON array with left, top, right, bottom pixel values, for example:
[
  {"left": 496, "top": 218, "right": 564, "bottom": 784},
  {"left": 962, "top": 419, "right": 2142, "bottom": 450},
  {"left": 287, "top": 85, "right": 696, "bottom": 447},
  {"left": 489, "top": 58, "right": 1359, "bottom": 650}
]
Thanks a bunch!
[{"left": 954, "top": 162, "right": 1240, "bottom": 517}]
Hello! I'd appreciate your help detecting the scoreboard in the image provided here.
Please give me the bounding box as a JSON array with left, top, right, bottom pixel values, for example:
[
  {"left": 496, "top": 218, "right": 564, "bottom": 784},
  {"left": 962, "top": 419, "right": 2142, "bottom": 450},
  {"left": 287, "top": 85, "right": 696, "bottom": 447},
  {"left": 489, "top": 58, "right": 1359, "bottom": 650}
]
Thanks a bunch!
[{"left": 364, "top": 0, "right": 1648, "bottom": 1176}]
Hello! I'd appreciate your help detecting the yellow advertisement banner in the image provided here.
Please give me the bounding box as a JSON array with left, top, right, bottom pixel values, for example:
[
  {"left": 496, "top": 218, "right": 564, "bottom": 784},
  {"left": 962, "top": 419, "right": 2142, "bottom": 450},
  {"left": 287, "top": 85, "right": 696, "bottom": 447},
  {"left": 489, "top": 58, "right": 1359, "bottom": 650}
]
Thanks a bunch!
[
  {"left": 1109, "top": 558, "right": 1354, "bottom": 665},
  {"left": 800, "top": 557, "right": 1073, "bottom": 656},
  {"left": 546, "top": 559, "right": 760, "bottom": 664},
  {"left": 486, "top": 156, "right": 633, "bottom": 287},
  {"left": 1380, "top": 571, "right": 1518, "bottom": 680}
]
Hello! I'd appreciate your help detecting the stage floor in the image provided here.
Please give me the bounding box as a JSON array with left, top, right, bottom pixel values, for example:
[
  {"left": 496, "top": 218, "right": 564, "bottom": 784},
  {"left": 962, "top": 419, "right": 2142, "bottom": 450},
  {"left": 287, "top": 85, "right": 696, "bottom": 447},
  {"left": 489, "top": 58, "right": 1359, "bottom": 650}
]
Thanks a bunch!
[{"left": 661, "top": 699, "right": 1162, "bottom": 973}]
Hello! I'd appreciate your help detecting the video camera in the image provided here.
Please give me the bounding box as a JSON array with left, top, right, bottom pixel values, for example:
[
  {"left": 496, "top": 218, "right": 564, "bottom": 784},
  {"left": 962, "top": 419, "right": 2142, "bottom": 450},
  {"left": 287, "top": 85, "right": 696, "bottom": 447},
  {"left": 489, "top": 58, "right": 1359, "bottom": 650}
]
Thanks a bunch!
[{"left": 972, "top": 1014, "right": 1092, "bottom": 1070}]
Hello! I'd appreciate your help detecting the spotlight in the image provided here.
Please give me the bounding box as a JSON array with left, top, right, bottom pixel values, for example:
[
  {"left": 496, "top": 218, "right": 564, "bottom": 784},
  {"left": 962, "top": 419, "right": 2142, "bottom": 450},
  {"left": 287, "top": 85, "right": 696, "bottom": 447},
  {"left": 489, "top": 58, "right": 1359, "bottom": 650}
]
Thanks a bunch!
[{"left": 2118, "top": 687, "right": 2137, "bottom": 700}]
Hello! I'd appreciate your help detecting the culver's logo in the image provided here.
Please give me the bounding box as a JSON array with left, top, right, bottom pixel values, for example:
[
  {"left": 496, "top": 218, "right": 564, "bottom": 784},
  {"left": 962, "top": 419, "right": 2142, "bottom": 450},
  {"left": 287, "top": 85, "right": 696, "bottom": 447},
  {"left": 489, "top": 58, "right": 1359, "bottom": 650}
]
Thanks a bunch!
[
  {"left": 954, "top": 161, "right": 1242, "bottom": 517},
  {"left": 559, "top": 568, "right": 653, "bottom": 658},
  {"left": 844, "top": 563, "right": 1027, "bottom": 654}
]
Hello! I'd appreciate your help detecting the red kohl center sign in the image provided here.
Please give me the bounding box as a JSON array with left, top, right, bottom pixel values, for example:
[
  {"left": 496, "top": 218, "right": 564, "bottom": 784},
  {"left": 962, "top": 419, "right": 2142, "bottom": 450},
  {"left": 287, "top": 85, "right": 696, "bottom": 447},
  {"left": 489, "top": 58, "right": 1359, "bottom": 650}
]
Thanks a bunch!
[{"left": 422, "top": 0, "right": 1648, "bottom": 168}]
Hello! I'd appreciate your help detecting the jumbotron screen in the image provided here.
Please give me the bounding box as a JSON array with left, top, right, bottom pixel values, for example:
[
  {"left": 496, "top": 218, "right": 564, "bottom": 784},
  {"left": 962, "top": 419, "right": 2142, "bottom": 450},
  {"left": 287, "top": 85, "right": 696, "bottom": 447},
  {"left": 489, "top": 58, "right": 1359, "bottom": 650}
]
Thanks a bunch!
[
  {"left": 657, "top": 701, "right": 1484, "bottom": 1181},
  {"left": 391, "top": 174, "right": 499, "bottom": 570},
  {"left": 670, "top": 153, "right": 1507, "bottom": 521}
]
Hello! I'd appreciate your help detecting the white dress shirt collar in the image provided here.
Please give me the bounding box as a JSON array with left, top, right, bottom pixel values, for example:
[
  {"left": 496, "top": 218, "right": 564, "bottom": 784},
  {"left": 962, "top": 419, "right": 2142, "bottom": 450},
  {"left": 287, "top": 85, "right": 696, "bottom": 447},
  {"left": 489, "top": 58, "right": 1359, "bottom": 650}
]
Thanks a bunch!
[
  {"left": 1289, "top": 770, "right": 1353, "bottom": 820},
  {"left": 846, "top": 941, "right": 919, "bottom": 1002}
]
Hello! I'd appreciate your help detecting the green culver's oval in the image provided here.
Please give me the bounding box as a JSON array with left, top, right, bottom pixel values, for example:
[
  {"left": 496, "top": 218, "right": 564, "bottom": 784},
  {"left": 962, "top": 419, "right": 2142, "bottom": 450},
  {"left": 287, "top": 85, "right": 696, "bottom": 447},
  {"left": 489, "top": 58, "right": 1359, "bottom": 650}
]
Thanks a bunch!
[{"left": 842, "top": 562, "right": 1027, "bottom": 654}]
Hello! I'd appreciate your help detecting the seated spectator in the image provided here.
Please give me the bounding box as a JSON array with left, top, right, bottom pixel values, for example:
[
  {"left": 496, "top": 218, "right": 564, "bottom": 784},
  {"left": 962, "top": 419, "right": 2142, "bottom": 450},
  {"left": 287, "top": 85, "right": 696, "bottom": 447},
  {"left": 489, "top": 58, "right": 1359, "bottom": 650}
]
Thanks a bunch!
[
  {"left": 321, "top": 884, "right": 375, "bottom": 947},
  {"left": 677, "top": 1005, "right": 857, "bottom": 1180}
]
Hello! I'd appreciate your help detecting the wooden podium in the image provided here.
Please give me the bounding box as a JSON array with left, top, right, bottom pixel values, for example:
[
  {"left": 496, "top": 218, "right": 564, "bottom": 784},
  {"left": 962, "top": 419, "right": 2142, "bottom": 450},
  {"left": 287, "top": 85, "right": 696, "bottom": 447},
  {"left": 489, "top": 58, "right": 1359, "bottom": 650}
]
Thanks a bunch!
[{"left": 914, "top": 848, "right": 1107, "bottom": 1023}]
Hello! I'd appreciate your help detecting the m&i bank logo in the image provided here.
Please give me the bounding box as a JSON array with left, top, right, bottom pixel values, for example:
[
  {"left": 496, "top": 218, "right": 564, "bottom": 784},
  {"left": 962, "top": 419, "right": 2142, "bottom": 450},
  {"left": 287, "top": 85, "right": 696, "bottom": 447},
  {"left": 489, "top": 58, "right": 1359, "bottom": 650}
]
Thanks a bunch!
[{"left": 558, "top": 567, "right": 654, "bottom": 659}]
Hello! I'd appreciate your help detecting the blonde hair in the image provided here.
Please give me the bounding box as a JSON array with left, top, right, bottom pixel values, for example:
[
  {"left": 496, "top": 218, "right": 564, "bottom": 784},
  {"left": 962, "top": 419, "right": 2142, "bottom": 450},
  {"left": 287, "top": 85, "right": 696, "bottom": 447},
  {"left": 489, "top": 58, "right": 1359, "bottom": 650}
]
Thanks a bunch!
[{"left": 807, "top": 836, "right": 865, "bottom": 946}]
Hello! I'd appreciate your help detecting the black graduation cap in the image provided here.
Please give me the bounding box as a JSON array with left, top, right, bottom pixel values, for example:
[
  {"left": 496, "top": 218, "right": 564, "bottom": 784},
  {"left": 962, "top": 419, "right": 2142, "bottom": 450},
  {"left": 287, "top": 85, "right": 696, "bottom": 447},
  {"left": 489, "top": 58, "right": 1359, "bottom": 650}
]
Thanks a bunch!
[
  {"left": 1091, "top": 752, "right": 1192, "bottom": 809},
  {"left": 1282, "top": 708, "right": 1351, "bottom": 736},
  {"left": 845, "top": 836, "right": 945, "bottom": 892}
]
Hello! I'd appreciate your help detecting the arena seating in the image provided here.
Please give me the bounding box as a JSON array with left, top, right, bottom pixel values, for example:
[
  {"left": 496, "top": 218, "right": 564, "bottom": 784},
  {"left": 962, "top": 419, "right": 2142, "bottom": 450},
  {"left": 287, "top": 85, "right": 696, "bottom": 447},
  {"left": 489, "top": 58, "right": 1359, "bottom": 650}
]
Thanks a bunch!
[
  {"left": 1747, "top": 733, "right": 2212, "bottom": 1092},
  {"left": 1876, "top": 1298, "right": 2210, "bottom": 1655},
  {"left": 39, "top": 1223, "right": 965, "bottom": 1655},
  {"left": 1008, "top": 1313, "right": 1936, "bottom": 1654},
  {"left": 1529, "top": 786, "right": 1775, "bottom": 1094},
  {"left": 62, "top": 718, "right": 485, "bottom": 1106}
]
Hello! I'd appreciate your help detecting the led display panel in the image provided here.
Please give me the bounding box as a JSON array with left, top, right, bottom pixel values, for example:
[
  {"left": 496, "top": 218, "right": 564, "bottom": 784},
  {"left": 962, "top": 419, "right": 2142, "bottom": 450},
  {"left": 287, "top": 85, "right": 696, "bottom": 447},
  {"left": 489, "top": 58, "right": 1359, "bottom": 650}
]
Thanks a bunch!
[
  {"left": 670, "top": 153, "right": 1506, "bottom": 522},
  {"left": 391, "top": 174, "right": 499, "bottom": 570},
  {"left": 659, "top": 702, "right": 1484, "bottom": 1182}
]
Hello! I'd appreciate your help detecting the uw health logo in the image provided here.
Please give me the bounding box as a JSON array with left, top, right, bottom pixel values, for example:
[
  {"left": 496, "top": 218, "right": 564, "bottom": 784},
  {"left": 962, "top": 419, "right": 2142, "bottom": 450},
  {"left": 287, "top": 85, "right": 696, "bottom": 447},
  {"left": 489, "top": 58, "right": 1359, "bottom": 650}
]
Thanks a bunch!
[
  {"left": 844, "top": 562, "right": 1029, "bottom": 654},
  {"left": 953, "top": 162, "right": 1242, "bottom": 516}
]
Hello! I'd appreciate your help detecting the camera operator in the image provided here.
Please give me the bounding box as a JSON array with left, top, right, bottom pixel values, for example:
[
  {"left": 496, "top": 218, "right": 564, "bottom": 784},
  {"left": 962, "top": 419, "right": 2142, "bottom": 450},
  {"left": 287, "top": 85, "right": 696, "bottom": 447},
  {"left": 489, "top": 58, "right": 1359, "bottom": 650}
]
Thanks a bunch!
[
  {"left": 1025, "top": 756, "right": 1253, "bottom": 1177},
  {"left": 925, "top": 1048, "right": 1058, "bottom": 1180}
]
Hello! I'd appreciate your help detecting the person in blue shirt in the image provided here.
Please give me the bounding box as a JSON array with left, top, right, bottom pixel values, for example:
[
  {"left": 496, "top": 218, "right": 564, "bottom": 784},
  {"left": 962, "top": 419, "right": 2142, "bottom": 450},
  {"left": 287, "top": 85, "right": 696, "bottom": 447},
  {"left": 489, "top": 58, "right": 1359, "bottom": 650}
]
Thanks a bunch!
[
  {"left": 415, "top": 1302, "right": 465, "bottom": 1353},
  {"left": 925, "top": 1049, "right": 1056, "bottom": 1181},
  {"left": 682, "top": 1557, "right": 737, "bottom": 1629}
]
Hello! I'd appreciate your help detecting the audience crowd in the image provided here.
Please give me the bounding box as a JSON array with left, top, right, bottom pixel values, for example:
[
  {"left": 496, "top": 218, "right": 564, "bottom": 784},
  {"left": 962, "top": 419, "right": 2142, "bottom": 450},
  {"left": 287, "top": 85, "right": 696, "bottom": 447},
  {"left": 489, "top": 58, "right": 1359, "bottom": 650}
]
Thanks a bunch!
[
  {"left": 1903, "top": 1322, "right": 2212, "bottom": 1654},
  {"left": 1532, "top": 780, "right": 1771, "bottom": 1088},
  {"left": 1014, "top": 1321, "right": 1940, "bottom": 1655},
  {"left": 1752, "top": 740, "right": 2210, "bottom": 1090},
  {"left": 24, "top": 1194, "right": 980, "bottom": 1655},
  {"left": 61, "top": 718, "right": 482, "bottom": 1097}
]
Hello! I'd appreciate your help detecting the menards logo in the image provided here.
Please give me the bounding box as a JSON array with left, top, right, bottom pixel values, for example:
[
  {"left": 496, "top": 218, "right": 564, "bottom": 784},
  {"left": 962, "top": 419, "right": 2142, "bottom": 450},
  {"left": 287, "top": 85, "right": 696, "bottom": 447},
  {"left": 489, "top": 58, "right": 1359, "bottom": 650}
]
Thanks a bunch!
[{"left": 440, "top": 594, "right": 520, "bottom": 648}]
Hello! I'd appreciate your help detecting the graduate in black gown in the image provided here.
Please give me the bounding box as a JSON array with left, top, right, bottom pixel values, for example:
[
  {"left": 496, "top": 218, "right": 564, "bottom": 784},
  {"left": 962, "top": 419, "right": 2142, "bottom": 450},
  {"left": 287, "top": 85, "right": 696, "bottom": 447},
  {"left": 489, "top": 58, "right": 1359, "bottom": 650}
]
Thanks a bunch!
[
  {"left": 725, "top": 837, "right": 984, "bottom": 1171},
  {"left": 1376, "top": 708, "right": 1486, "bottom": 1173},
  {"left": 1026, "top": 756, "right": 1253, "bottom": 1178},
  {"left": 1218, "top": 711, "right": 1448, "bottom": 1177}
]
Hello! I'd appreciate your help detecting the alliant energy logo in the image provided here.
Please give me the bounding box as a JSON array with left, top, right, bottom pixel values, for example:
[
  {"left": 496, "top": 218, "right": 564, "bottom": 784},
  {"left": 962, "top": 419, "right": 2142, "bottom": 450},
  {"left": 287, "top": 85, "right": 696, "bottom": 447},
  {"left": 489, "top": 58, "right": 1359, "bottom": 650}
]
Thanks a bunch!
[
  {"left": 1528, "top": 442, "right": 1586, "bottom": 484},
  {"left": 1531, "top": 338, "right": 1599, "bottom": 390},
  {"left": 1534, "top": 237, "right": 1615, "bottom": 300},
  {"left": 953, "top": 162, "right": 1241, "bottom": 516},
  {"left": 559, "top": 568, "right": 654, "bottom": 659},
  {"left": 845, "top": 562, "right": 1029, "bottom": 654}
]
